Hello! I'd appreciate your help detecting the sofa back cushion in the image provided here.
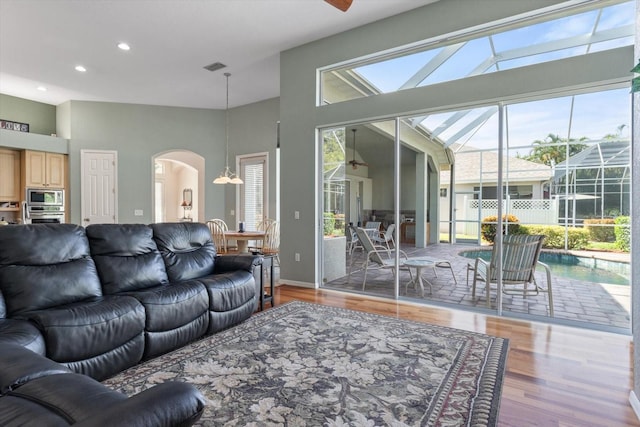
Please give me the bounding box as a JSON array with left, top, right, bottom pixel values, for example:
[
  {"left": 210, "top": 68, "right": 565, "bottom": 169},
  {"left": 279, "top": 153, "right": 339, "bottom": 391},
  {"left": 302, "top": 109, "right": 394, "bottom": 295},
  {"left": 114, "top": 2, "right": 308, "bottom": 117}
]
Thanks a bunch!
[
  {"left": 0, "top": 224, "right": 102, "bottom": 316},
  {"left": 87, "top": 224, "right": 169, "bottom": 294},
  {"left": 150, "top": 222, "right": 216, "bottom": 282}
]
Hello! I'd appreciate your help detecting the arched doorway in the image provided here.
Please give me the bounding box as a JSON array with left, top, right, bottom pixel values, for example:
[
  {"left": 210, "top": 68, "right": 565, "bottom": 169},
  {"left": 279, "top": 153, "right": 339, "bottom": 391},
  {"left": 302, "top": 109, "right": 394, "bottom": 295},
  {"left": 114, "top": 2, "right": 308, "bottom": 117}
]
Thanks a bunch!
[{"left": 152, "top": 150, "right": 205, "bottom": 223}]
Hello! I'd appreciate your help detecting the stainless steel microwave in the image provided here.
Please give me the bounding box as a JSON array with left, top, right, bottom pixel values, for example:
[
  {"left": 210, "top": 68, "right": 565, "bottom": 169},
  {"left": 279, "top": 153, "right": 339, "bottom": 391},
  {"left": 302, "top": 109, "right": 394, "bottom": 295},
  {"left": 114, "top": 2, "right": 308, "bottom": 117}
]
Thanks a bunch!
[{"left": 26, "top": 188, "right": 64, "bottom": 207}]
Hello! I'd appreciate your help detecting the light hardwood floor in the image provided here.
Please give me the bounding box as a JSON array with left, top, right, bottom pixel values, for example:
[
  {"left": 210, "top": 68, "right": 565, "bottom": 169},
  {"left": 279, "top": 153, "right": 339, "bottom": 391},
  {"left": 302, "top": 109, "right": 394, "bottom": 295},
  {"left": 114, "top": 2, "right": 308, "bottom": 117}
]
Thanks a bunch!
[{"left": 263, "top": 285, "right": 637, "bottom": 427}]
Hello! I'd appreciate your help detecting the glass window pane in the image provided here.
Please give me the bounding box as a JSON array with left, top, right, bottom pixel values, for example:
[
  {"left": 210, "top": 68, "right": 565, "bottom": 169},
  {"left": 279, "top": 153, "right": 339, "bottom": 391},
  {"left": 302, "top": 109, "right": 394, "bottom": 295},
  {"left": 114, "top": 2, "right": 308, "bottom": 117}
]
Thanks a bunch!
[
  {"left": 320, "top": 1, "right": 634, "bottom": 105},
  {"left": 240, "top": 157, "right": 265, "bottom": 230}
]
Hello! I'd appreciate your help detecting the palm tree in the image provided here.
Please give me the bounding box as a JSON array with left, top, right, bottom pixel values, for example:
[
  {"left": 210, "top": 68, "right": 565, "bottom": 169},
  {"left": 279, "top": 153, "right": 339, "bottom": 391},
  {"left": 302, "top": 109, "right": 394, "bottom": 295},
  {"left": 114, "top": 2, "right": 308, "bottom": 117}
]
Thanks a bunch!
[{"left": 519, "top": 133, "right": 586, "bottom": 166}]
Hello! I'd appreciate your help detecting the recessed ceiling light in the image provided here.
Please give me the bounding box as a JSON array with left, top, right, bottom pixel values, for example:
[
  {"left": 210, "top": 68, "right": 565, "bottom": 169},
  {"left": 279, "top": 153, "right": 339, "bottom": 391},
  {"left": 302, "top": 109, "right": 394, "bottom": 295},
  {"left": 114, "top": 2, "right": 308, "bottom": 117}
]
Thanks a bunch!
[
  {"left": 75, "top": 65, "right": 87, "bottom": 72},
  {"left": 117, "top": 42, "right": 130, "bottom": 51},
  {"left": 37, "top": 86, "right": 47, "bottom": 91}
]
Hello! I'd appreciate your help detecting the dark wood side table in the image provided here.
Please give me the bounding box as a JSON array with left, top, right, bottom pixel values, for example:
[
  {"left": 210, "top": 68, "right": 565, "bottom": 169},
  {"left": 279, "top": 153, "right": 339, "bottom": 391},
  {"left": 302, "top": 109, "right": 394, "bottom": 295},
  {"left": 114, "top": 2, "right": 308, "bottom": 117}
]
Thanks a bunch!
[{"left": 258, "top": 254, "right": 275, "bottom": 311}]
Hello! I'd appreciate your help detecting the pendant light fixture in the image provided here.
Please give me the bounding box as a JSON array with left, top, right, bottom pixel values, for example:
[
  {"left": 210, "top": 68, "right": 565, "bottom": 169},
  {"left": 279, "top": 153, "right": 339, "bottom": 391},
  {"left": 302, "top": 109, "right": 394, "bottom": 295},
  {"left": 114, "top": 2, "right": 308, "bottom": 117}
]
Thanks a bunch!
[{"left": 213, "top": 72, "right": 243, "bottom": 185}]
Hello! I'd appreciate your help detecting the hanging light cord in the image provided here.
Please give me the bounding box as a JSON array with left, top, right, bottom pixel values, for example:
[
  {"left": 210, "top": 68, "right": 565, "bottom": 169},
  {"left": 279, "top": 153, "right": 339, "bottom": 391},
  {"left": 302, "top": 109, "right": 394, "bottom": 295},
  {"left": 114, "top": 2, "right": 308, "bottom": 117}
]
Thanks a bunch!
[
  {"left": 224, "top": 72, "right": 230, "bottom": 171},
  {"left": 214, "top": 72, "right": 243, "bottom": 184}
]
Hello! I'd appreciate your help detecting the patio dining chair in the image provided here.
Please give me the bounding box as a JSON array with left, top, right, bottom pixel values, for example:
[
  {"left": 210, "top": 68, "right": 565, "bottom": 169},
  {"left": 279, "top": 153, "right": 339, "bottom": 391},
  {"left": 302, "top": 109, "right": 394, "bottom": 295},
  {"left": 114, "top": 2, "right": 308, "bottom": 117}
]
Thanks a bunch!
[
  {"left": 364, "top": 221, "right": 381, "bottom": 238},
  {"left": 371, "top": 223, "right": 396, "bottom": 250},
  {"left": 346, "top": 223, "right": 360, "bottom": 255},
  {"left": 470, "top": 234, "right": 553, "bottom": 316},
  {"left": 351, "top": 227, "right": 412, "bottom": 291}
]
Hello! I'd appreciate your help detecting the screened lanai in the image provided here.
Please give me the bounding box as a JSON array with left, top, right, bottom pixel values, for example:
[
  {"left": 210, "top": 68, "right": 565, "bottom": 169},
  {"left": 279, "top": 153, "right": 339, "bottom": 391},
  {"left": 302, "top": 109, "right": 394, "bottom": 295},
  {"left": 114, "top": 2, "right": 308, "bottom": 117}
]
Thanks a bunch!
[
  {"left": 552, "top": 139, "right": 631, "bottom": 225},
  {"left": 318, "top": 0, "right": 633, "bottom": 332}
]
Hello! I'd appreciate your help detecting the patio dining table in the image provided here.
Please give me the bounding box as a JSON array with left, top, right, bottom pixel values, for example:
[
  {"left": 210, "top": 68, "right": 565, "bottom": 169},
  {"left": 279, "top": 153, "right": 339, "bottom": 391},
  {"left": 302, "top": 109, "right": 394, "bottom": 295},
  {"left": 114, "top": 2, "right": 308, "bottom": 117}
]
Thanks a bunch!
[{"left": 404, "top": 258, "right": 436, "bottom": 296}]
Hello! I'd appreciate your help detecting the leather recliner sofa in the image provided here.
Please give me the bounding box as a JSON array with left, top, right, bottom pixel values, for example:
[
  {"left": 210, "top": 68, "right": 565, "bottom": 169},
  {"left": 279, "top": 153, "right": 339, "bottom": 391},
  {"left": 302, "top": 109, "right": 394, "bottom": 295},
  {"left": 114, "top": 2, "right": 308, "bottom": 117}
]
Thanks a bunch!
[
  {"left": 0, "top": 343, "right": 205, "bottom": 426},
  {"left": 0, "top": 221, "right": 261, "bottom": 426}
]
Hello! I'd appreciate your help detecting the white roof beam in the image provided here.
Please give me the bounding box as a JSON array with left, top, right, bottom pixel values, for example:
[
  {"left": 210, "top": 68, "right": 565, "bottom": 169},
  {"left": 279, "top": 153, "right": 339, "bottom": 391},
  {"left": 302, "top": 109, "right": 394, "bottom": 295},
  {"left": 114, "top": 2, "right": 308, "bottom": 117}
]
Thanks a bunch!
[{"left": 399, "top": 42, "right": 466, "bottom": 90}]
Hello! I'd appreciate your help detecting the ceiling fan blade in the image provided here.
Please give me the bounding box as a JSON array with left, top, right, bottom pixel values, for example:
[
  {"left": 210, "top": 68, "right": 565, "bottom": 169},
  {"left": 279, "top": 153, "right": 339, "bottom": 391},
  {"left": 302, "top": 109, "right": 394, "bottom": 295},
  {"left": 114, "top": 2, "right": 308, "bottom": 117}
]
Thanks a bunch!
[{"left": 325, "top": 0, "right": 353, "bottom": 12}]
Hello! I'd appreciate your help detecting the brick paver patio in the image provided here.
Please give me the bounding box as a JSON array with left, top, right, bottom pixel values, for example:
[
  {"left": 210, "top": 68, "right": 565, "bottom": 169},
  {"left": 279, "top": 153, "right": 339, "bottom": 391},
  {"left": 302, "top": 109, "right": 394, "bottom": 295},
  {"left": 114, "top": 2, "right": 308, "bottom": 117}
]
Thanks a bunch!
[{"left": 323, "top": 243, "right": 631, "bottom": 332}]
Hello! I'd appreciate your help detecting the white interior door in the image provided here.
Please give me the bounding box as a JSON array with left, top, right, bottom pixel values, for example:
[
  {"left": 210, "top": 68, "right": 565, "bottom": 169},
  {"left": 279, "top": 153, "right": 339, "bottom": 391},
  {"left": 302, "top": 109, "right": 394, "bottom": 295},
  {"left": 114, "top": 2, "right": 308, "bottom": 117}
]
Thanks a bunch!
[{"left": 81, "top": 150, "right": 117, "bottom": 226}]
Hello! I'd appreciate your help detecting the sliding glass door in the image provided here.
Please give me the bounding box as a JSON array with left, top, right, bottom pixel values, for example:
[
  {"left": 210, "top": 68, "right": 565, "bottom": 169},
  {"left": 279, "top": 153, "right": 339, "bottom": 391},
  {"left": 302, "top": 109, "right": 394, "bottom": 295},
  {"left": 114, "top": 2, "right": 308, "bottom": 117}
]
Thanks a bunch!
[{"left": 320, "top": 120, "right": 398, "bottom": 297}]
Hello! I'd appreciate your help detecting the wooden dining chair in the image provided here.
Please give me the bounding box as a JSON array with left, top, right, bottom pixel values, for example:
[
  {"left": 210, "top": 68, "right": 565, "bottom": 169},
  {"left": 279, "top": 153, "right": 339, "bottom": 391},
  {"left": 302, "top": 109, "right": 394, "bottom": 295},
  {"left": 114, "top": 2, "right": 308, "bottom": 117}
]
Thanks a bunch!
[
  {"left": 250, "top": 218, "right": 275, "bottom": 252},
  {"left": 260, "top": 220, "right": 280, "bottom": 266},
  {"left": 206, "top": 219, "right": 237, "bottom": 254}
]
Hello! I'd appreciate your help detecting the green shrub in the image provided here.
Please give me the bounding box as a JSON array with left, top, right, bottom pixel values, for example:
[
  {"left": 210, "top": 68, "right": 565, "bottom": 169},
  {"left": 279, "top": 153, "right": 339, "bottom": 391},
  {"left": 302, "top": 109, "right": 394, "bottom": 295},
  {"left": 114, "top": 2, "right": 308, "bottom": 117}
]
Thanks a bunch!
[
  {"left": 334, "top": 214, "right": 345, "bottom": 235},
  {"left": 323, "top": 212, "right": 335, "bottom": 236},
  {"left": 520, "top": 225, "right": 589, "bottom": 250},
  {"left": 584, "top": 218, "right": 616, "bottom": 242},
  {"left": 481, "top": 214, "right": 521, "bottom": 243},
  {"left": 614, "top": 216, "right": 630, "bottom": 252}
]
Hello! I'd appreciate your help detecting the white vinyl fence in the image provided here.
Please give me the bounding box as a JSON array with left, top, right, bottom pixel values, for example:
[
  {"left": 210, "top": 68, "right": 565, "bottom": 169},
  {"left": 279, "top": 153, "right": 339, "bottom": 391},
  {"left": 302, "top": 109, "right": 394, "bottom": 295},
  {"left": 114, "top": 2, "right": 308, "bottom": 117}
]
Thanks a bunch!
[{"left": 459, "top": 198, "right": 559, "bottom": 236}]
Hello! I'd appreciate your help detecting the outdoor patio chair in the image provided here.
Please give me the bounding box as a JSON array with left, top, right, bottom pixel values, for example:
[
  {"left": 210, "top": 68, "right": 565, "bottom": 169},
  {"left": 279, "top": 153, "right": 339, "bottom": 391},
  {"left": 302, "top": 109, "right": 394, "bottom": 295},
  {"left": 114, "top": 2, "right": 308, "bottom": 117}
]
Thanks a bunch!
[
  {"left": 351, "top": 227, "right": 412, "bottom": 291},
  {"left": 346, "top": 223, "right": 361, "bottom": 255},
  {"left": 364, "top": 221, "right": 381, "bottom": 238},
  {"left": 470, "top": 234, "right": 553, "bottom": 316},
  {"left": 371, "top": 223, "right": 396, "bottom": 251}
]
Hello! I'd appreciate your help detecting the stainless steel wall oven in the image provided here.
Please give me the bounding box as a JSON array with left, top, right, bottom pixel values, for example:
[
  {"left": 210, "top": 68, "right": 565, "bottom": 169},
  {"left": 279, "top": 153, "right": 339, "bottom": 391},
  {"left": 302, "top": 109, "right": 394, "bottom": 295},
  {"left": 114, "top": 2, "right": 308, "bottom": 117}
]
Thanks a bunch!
[{"left": 23, "top": 188, "right": 65, "bottom": 224}]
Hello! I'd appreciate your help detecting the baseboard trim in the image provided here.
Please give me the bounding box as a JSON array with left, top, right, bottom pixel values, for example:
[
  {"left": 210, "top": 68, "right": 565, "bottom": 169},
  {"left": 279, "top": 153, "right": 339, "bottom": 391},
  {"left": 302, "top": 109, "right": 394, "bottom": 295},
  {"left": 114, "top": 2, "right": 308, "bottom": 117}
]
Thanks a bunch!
[
  {"left": 278, "top": 279, "right": 317, "bottom": 289},
  {"left": 629, "top": 391, "right": 640, "bottom": 421}
]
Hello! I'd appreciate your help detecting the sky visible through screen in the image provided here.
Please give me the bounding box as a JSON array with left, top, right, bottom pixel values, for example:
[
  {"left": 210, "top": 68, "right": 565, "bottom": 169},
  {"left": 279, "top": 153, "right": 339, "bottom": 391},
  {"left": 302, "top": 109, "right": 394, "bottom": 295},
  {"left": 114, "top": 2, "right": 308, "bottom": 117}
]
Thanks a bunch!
[{"left": 354, "top": 1, "right": 634, "bottom": 153}]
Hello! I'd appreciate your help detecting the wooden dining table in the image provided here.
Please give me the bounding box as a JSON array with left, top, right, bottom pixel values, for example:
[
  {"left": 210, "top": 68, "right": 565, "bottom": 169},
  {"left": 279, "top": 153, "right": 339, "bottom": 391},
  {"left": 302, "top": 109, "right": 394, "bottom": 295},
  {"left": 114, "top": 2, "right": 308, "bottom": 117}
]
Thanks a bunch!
[{"left": 224, "top": 230, "right": 266, "bottom": 253}]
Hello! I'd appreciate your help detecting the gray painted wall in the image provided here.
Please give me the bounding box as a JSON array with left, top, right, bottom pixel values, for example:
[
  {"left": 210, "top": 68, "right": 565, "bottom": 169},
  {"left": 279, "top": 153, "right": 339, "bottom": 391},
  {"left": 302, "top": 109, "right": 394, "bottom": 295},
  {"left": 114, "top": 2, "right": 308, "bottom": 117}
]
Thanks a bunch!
[
  {"left": 227, "top": 97, "right": 280, "bottom": 225},
  {"left": 0, "top": 94, "right": 56, "bottom": 135},
  {"left": 61, "top": 99, "right": 279, "bottom": 225},
  {"left": 63, "top": 101, "right": 226, "bottom": 224},
  {"left": 0, "top": 95, "right": 279, "bottom": 227}
]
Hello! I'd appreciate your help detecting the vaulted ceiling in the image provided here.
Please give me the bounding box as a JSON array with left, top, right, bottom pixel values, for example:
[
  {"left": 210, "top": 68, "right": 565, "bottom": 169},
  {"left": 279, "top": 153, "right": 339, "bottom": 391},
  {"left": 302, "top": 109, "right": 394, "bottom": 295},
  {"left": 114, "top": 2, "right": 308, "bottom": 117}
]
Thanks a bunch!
[{"left": 0, "top": 0, "right": 436, "bottom": 109}]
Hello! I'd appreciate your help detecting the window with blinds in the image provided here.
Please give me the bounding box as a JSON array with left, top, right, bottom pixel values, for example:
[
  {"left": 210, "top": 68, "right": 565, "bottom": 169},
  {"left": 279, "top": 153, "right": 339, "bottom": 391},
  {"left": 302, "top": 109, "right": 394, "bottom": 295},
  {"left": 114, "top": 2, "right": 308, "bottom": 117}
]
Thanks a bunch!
[{"left": 240, "top": 155, "right": 267, "bottom": 231}]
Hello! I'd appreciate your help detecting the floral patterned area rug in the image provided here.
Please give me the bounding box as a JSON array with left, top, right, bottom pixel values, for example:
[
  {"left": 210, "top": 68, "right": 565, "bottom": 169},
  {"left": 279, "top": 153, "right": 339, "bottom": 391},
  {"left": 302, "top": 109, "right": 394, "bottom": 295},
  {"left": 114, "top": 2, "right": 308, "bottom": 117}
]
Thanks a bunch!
[{"left": 103, "top": 301, "right": 509, "bottom": 426}]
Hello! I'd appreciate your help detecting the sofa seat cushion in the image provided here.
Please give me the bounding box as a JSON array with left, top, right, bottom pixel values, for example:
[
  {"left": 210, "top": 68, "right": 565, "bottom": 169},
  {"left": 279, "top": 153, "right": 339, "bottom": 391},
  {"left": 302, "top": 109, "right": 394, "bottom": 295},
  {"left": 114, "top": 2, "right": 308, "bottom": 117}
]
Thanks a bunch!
[
  {"left": 125, "top": 280, "right": 210, "bottom": 359},
  {"left": 198, "top": 270, "right": 257, "bottom": 333},
  {"left": 124, "top": 280, "right": 209, "bottom": 332},
  {"left": 0, "top": 319, "right": 45, "bottom": 356},
  {"left": 20, "top": 296, "right": 145, "bottom": 363},
  {"left": 200, "top": 271, "right": 256, "bottom": 313}
]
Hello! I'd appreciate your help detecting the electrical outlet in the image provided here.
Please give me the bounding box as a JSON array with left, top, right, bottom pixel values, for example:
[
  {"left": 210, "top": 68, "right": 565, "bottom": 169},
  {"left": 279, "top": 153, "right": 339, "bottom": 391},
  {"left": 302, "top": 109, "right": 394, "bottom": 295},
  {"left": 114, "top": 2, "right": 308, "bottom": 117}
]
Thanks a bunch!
[
  {"left": 134, "top": 209, "right": 143, "bottom": 216},
  {"left": 294, "top": 211, "right": 300, "bottom": 220},
  {"left": 230, "top": 210, "right": 235, "bottom": 216},
  {"left": 295, "top": 253, "right": 300, "bottom": 262}
]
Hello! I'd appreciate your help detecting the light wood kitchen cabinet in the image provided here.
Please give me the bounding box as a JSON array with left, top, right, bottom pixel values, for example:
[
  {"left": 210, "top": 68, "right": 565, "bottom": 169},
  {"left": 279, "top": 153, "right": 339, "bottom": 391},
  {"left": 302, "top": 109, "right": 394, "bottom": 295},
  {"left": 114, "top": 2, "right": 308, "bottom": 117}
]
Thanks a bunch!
[
  {"left": 0, "top": 149, "right": 21, "bottom": 202},
  {"left": 22, "top": 150, "right": 66, "bottom": 188}
]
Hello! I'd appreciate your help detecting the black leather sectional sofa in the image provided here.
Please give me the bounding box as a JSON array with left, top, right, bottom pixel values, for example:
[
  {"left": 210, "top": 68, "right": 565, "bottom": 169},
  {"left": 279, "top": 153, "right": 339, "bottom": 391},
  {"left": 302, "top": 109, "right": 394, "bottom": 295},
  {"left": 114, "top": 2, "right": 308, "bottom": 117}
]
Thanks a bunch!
[{"left": 0, "top": 222, "right": 262, "bottom": 426}]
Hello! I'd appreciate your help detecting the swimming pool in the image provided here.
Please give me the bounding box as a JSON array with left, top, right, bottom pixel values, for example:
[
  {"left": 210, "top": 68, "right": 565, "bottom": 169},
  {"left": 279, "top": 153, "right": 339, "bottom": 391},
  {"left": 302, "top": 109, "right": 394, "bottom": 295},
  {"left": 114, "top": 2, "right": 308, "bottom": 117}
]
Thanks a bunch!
[{"left": 459, "top": 250, "right": 630, "bottom": 286}]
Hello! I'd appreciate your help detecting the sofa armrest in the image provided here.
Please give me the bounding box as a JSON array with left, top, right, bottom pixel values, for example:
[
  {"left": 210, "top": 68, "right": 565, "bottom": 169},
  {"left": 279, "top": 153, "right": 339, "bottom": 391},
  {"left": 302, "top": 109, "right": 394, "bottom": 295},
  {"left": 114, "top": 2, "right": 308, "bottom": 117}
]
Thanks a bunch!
[
  {"left": 214, "top": 254, "right": 262, "bottom": 273},
  {"left": 74, "top": 381, "right": 205, "bottom": 427},
  {"left": 0, "top": 344, "right": 71, "bottom": 394}
]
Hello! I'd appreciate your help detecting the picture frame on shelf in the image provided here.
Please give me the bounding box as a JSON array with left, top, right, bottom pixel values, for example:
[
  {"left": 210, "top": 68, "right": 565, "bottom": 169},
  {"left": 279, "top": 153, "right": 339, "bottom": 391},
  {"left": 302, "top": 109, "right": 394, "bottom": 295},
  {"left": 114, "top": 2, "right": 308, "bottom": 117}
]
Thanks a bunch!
[{"left": 0, "top": 119, "right": 29, "bottom": 133}]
